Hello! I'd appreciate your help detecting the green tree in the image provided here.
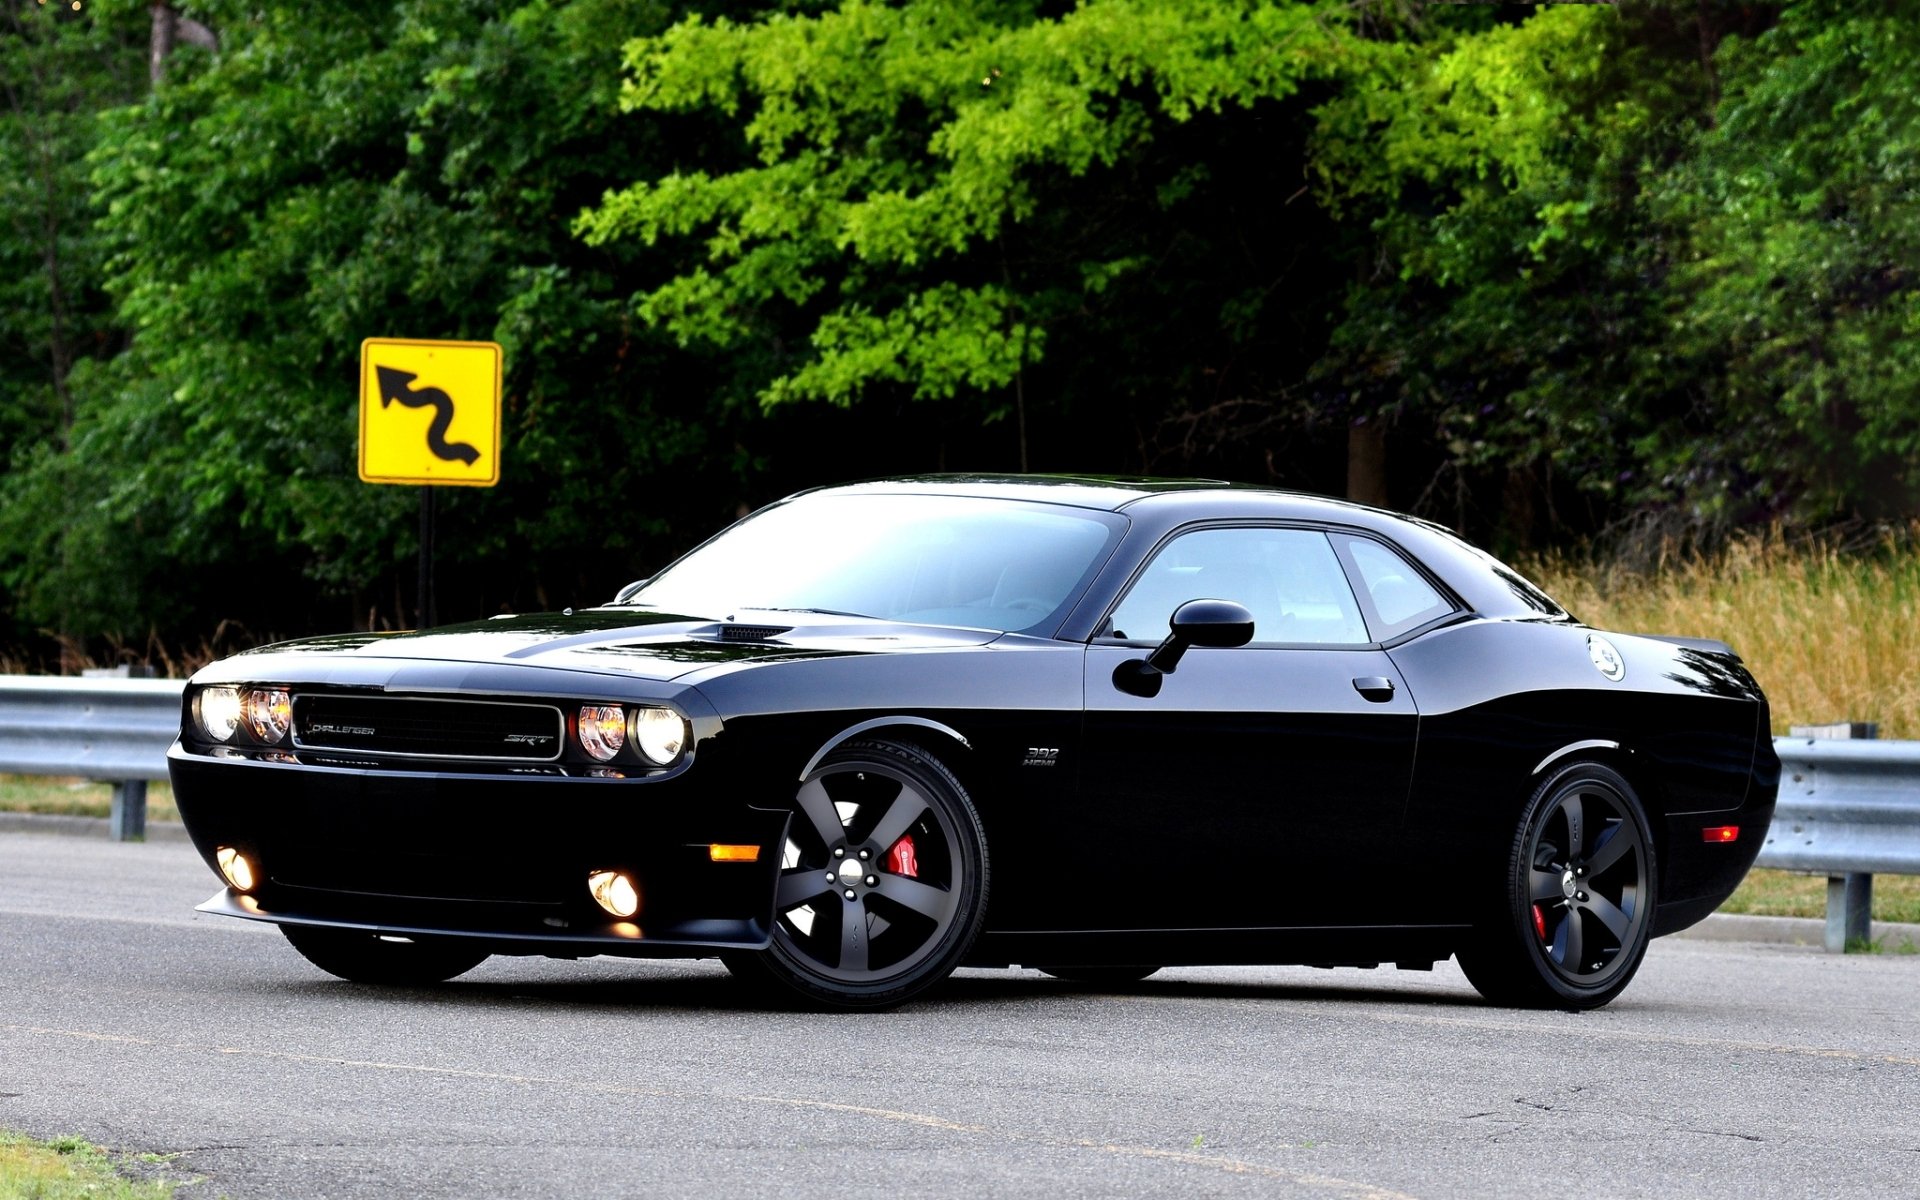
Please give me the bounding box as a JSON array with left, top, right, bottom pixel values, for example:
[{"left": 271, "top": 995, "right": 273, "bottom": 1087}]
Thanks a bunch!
[
  {"left": 1309, "top": 3, "right": 1750, "bottom": 543},
  {"left": 0, "top": 0, "right": 817, "bottom": 649},
  {"left": 1311, "top": 1, "right": 1920, "bottom": 538},
  {"left": 0, "top": 1, "right": 148, "bottom": 651},
  {"left": 579, "top": 0, "right": 1364, "bottom": 478},
  {"left": 1655, "top": 0, "right": 1920, "bottom": 522}
]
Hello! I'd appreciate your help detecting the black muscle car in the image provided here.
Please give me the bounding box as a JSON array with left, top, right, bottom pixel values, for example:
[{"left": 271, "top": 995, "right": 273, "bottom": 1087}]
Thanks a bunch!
[{"left": 169, "top": 476, "right": 1779, "bottom": 1009}]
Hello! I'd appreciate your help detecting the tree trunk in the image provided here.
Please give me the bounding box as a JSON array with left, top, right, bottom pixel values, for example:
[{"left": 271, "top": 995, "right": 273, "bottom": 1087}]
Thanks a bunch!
[
  {"left": 149, "top": 4, "right": 176, "bottom": 85},
  {"left": 1346, "top": 419, "right": 1388, "bottom": 508},
  {"left": 1501, "top": 464, "right": 1538, "bottom": 550}
]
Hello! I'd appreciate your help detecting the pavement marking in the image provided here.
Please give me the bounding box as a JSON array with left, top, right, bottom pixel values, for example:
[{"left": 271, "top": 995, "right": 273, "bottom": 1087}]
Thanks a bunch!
[
  {"left": 1369, "top": 1011, "right": 1920, "bottom": 1068},
  {"left": 1165, "top": 988, "right": 1908, "bottom": 1080},
  {"left": 0, "top": 905, "right": 274, "bottom": 934},
  {"left": 2, "top": 1022, "right": 1417, "bottom": 1198},
  {"left": 1104, "top": 991, "right": 1920, "bottom": 1069},
  {"left": 736, "top": 1094, "right": 1416, "bottom": 1196}
]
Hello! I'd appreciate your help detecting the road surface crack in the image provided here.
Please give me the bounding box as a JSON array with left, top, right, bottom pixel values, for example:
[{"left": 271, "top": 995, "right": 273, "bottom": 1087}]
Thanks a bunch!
[{"left": 1672, "top": 1128, "right": 1764, "bottom": 1143}]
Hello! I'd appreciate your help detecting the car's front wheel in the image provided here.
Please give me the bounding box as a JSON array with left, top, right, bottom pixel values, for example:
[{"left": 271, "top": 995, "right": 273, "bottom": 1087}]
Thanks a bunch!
[
  {"left": 725, "top": 739, "right": 988, "bottom": 1010},
  {"left": 1456, "top": 761, "right": 1656, "bottom": 1010},
  {"left": 280, "top": 925, "right": 490, "bottom": 986}
]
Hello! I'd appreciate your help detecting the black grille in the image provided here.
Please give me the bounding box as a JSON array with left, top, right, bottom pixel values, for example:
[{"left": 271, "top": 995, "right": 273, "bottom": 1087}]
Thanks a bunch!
[{"left": 292, "top": 694, "right": 563, "bottom": 761}]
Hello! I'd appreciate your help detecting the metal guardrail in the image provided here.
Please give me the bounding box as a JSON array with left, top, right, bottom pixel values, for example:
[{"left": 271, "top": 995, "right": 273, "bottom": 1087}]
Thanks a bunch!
[
  {"left": 1761, "top": 734, "right": 1920, "bottom": 951},
  {"left": 0, "top": 676, "right": 185, "bottom": 840}
]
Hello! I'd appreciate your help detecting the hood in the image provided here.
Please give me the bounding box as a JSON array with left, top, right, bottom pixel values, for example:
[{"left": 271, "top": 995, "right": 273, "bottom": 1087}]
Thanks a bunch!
[{"left": 222, "top": 608, "right": 1003, "bottom": 683}]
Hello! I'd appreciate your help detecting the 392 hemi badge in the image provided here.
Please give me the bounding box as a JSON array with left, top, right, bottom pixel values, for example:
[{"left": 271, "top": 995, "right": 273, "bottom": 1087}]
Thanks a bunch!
[{"left": 1022, "top": 747, "right": 1061, "bottom": 768}]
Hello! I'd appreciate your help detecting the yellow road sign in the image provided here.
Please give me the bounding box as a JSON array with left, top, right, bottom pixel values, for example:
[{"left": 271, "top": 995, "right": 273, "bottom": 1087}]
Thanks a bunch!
[{"left": 358, "top": 337, "right": 503, "bottom": 486}]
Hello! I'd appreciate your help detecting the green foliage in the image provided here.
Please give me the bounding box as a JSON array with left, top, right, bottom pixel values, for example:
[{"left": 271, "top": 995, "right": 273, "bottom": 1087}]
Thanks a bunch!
[
  {"left": 1, "top": 0, "right": 775, "bottom": 643},
  {"left": 0, "top": 1129, "right": 176, "bottom": 1200},
  {"left": 580, "top": 0, "right": 1359, "bottom": 429},
  {"left": 0, "top": 2, "right": 149, "bottom": 642},
  {"left": 1311, "top": 4, "right": 1729, "bottom": 535},
  {"left": 1656, "top": 1, "right": 1920, "bottom": 521},
  {"left": 1312, "top": 1, "right": 1920, "bottom": 536},
  {"left": 4, "top": 0, "right": 1920, "bottom": 657}
]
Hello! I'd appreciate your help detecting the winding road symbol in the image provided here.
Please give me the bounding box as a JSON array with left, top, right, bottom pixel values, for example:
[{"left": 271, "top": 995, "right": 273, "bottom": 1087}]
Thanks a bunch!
[
  {"left": 357, "top": 337, "right": 500, "bottom": 487},
  {"left": 374, "top": 365, "right": 481, "bottom": 466}
]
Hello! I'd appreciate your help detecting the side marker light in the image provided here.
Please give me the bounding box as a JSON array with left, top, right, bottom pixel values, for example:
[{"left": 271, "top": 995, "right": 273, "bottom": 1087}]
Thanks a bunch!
[
  {"left": 709, "top": 844, "right": 761, "bottom": 863},
  {"left": 1702, "top": 825, "right": 1740, "bottom": 844}
]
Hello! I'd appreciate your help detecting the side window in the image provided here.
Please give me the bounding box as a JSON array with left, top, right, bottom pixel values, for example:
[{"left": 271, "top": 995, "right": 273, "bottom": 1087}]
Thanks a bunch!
[
  {"left": 1105, "top": 527, "right": 1370, "bottom": 646},
  {"left": 1338, "top": 536, "right": 1455, "bottom": 641}
]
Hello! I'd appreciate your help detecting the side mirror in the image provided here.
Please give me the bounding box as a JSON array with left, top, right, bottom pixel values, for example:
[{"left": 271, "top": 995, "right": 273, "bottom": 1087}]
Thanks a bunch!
[
  {"left": 613, "top": 578, "right": 650, "bottom": 604},
  {"left": 1112, "top": 598, "right": 1254, "bottom": 698}
]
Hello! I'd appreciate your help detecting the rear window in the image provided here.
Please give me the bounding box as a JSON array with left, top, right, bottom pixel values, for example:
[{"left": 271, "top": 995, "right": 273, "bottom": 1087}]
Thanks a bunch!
[{"left": 1336, "top": 535, "right": 1457, "bottom": 641}]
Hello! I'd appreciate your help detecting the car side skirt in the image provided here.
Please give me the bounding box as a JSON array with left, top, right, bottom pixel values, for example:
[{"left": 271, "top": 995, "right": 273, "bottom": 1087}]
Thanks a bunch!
[{"left": 967, "top": 926, "right": 1468, "bottom": 970}]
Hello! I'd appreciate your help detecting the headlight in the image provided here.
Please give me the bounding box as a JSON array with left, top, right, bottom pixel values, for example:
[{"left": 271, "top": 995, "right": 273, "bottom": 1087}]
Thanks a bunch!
[
  {"left": 194, "top": 687, "right": 242, "bottom": 742},
  {"left": 243, "top": 688, "right": 292, "bottom": 745},
  {"left": 631, "top": 706, "right": 688, "bottom": 766},
  {"left": 577, "top": 705, "right": 627, "bottom": 762}
]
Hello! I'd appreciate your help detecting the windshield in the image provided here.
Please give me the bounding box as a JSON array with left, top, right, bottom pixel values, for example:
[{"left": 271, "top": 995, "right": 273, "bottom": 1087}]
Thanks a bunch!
[{"left": 629, "top": 493, "right": 1126, "bottom": 634}]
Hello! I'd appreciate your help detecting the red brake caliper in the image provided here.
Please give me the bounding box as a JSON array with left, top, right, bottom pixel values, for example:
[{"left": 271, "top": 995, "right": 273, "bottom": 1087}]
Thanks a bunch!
[
  {"left": 1532, "top": 904, "right": 1549, "bottom": 942},
  {"left": 885, "top": 835, "right": 919, "bottom": 879}
]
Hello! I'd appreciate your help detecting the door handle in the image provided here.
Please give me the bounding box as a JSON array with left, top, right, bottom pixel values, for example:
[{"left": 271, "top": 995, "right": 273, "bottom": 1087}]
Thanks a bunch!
[{"left": 1352, "top": 676, "right": 1395, "bottom": 702}]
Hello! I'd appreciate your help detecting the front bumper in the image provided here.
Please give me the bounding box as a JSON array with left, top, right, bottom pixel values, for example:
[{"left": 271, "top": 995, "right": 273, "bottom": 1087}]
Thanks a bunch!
[{"left": 168, "top": 744, "right": 790, "bottom": 954}]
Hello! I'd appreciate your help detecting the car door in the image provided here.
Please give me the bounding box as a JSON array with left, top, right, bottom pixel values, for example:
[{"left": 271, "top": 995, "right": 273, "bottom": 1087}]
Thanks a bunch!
[{"left": 1067, "top": 524, "right": 1423, "bottom": 932}]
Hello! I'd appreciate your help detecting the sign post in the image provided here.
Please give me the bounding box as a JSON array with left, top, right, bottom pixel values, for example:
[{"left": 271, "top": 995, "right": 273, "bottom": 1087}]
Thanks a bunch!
[{"left": 358, "top": 338, "right": 503, "bottom": 627}]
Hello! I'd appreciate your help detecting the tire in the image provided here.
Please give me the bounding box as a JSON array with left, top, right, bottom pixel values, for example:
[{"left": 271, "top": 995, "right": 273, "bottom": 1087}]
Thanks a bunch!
[
  {"left": 281, "top": 924, "right": 490, "bottom": 986},
  {"left": 724, "top": 739, "right": 988, "bottom": 1010},
  {"left": 1038, "top": 966, "right": 1160, "bottom": 986},
  {"left": 1456, "top": 761, "right": 1657, "bottom": 1010}
]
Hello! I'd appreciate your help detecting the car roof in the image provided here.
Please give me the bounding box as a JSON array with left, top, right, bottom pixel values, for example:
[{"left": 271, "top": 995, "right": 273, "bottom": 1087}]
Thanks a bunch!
[
  {"left": 796, "top": 475, "right": 1570, "bottom": 623},
  {"left": 805, "top": 474, "right": 1443, "bottom": 531},
  {"left": 804, "top": 473, "right": 1387, "bottom": 515}
]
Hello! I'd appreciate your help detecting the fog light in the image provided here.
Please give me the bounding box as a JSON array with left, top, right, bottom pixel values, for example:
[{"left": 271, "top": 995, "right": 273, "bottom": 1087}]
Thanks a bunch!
[
  {"left": 587, "top": 870, "right": 639, "bottom": 918},
  {"left": 215, "top": 846, "right": 257, "bottom": 893}
]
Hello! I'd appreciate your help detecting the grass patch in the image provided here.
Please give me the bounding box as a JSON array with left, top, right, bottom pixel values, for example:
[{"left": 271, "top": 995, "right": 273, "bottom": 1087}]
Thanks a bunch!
[
  {"left": 1720, "top": 868, "right": 1920, "bottom": 923},
  {"left": 0, "top": 1131, "right": 177, "bottom": 1199},
  {"left": 1528, "top": 529, "right": 1920, "bottom": 739},
  {"left": 0, "top": 776, "right": 179, "bottom": 823}
]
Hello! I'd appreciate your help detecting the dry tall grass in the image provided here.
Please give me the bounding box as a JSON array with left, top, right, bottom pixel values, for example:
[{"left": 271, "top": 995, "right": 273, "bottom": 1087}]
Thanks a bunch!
[{"left": 1527, "top": 530, "right": 1920, "bottom": 739}]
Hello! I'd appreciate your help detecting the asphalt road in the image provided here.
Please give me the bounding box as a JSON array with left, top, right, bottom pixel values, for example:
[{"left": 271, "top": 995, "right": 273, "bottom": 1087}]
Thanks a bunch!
[{"left": 3, "top": 831, "right": 1916, "bottom": 1199}]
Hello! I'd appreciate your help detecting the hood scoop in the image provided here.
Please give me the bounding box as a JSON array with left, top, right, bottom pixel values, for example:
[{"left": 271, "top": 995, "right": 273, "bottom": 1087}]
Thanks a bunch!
[{"left": 700, "top": 623, "right": 793, "bottom": 643}]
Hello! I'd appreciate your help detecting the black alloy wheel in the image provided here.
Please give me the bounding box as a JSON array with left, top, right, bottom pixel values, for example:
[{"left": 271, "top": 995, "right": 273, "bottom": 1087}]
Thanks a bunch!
[
  {"left": 1457, "top": 761, "right": 1657, "bottom": 1010},
  {"left": 724, "top": 739, "right": 988, "bottom": 1010},
  {"left": 280, "top": 925, "right": 490, "bottom": 986}
]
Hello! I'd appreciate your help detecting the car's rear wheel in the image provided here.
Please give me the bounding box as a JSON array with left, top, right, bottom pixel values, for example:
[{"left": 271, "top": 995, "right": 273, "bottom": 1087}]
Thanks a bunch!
[
  {"left": 280, "top": 925, "right": 490, "bottom": 986},
  {"left": 1457, "top": 761, "right": 1656, "bottom": 1010},
  {"left": 724, "top": 739, "right": 988, "bottom": 1010},
  {"left": 1038, "top": 966, "right": 1160, "bottom": 986}
]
